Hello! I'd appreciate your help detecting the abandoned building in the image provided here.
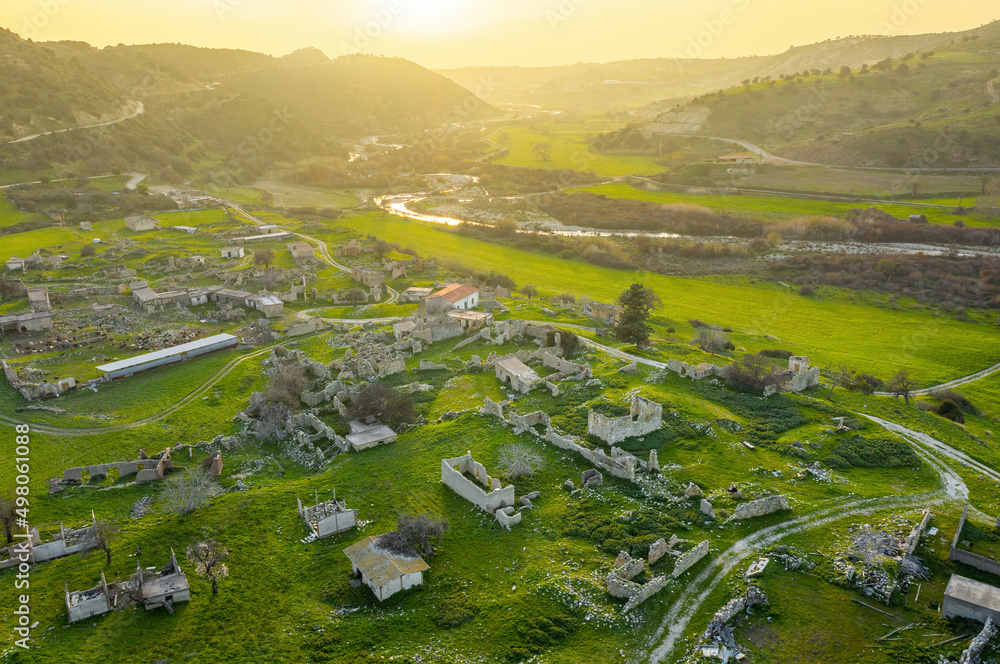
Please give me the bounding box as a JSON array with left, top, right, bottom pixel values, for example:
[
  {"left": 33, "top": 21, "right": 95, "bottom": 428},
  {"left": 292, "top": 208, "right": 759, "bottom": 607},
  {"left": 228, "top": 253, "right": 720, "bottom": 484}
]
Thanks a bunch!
[
  {"left": 96, "top": 333, "right": 238, "bottom": 379},
  {"left": 125, "top": 214, "right": 158, "bottom": 232},
  {"left": 606, "top": 550, "right": 671, "bottom": 613},
  {"left": 0, "top": 516, "right": 100, "bottom": 569},
  {"left": 950, "top": 503, "right": 1000, "bottom": 578},
  {"left": 942, "top": 575, "right": 1000, "bottom": 625},
  {"left": 209, "top": 288, "right": 284, "bottom": 318},
  {"left": 588, "top": 395, "right": 663, "bottom": 445},
  {"left": 221, "top": 246, "right": 244, "bottom": 259},
  {"left": 137, "top": 550, "right": 191, "bottom": 614},
  {"left": 441, "top": 451, "right": 522, "bottom": 528},
  {"left": 27, "top": 286, "right": 50, "bottom": 312},
  {"left": 392, "top": 320, "right": 417, "bottom": 340},
  {"left": 345, "top": 418, "right": 398, "bottom": 451},
  {"left": 425, "top": 283, "right": 480, "bottom": 313},
  {"left": 344, "top": 535, "right": 430, "bottom": 601},
  {"left": 584, "top": 301, "right": 623, "bottom": 324},
  {"left": 0, "top": 311, "right": 53, "bottom": 335},
  {"left": 788, "top": 356, "right": 811, "bottom": 373},
  {"left": 297, "top": 489, "right": 358, "bottom": 538},
  {"left": 495, "top": 355, "right": 542, "bottom": 394},
  {"left": 5, "top": 256, "right": 25, "bottom": 271},
  {"left": 447, "top": 309, "right": 493, "bottom": 331},
  {"left": 287, "top": 241, "right": 316, "bottom": 260},
  {"left": 400, "top": 287, "right": 434, "bottom": 303},
  {"left": 351, "top": 266, "right": 385, "bottom": 287},
  {"left": 66, "top": 571, "right": 120, "bottom": 623}
]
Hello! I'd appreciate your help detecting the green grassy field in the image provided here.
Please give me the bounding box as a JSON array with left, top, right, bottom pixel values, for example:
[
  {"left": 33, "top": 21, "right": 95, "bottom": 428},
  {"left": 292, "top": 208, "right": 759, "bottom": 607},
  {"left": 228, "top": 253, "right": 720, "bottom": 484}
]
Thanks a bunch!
[
  {"left": 491, "top": 123, "right": 665, "bottom": 177},
  {"left": 335, "top": 211, "right": 1000, "bottom": 385},
  {"left": 573, "top": 182, "right": 997, "bottom": 226}
]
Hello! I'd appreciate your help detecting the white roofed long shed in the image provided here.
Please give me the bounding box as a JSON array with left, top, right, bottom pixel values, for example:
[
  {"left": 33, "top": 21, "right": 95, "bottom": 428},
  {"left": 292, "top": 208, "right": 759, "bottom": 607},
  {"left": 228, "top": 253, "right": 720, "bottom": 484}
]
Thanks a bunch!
[{"left": 96, "top": 333, "right": 238, "bottom": 379}]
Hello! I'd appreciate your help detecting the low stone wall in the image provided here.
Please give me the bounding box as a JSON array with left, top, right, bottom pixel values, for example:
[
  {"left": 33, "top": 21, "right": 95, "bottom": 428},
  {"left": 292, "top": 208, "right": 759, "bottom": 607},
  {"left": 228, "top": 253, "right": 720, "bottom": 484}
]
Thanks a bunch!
[
  {"left": 905, "top": 508, "right": 933, "bottom": 556},
  {"left": 624, "top": 575, "right": 670, "bottom": 613},
  {"left": 544, "top": 430, "right": 637, "bottom": 481},
  {"left": 959, "top": 618, "right": 996, "bottom": 664}
]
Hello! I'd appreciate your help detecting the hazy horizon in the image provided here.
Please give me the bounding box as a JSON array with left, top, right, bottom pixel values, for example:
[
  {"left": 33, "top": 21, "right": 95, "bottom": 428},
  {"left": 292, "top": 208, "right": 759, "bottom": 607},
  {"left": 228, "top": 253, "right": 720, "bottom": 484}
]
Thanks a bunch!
[{"left": 1, "top": 0, "right": 997, "bottom": 69}]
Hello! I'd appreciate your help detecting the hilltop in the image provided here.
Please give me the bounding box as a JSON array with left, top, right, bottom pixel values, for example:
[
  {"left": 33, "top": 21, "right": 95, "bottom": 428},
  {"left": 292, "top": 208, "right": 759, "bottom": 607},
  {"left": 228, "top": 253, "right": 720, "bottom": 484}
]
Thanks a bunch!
[{"left": 0, "top": 31, "right": 496, "bottom": 181}]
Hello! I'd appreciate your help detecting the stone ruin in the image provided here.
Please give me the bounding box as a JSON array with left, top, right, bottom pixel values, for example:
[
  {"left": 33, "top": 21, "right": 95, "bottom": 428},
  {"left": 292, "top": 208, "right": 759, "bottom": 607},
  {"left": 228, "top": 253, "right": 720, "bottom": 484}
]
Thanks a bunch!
[
  {"left": 729, "top": 495, "right": 790, "bottom": 521},
  {"left": 135, "top": 549, "right": 190, "bottom": 614},
  {"left": 297, "top": 488, "right": 358, "bottom": 538},
  {"left": 332, "top": 336, "right": 407, "bottom": 381},
  {"left": 2, "top": 360, "right": 80, "bottom": 401},
  {"left": 61, "top": 447, "right": 179, "bottom": 486},
  {"left": 66, "top": 571, "right": 121, "bottom": 623},
  {"left": 587, "top": 395, "right": 663, "bottom": 445},
  {"left": 685, "top": 586, "right": 769, "bottom": 663},
  {"left": 606, "top": 550, "right": 671, "bottom": 613},
  {"left": 441, "top": 451, "right": 523, "bottom": 528},
  {"left": 480, "top": 397, "right": 658, "bottom": 484},
  {"left": 672, "top": 540, "right": 711, "bottom": 578},
  {"left": 0, "top": 515, "right": 100, "bottom": 569},
  {"left": 581, "top": 469, "right": 603, "bottom": 488},
  {"left": 954, "top": 618, "right": 996, "bottom": 664}
]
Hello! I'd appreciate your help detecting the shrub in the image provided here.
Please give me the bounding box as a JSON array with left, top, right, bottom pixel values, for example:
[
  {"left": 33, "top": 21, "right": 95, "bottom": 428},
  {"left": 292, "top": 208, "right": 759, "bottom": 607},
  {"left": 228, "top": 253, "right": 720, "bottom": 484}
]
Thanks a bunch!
[
  {"left": 799, "top": 284, "right": 815, "bottom": 296},
  {"left": 937, "top": 399, "right": 965, "bottom": 423},
  {"left": 829, "top": 436, "right": 919, "bottom": 468},
  {"left": 265, "top": 364, "right": 310, "bottom": 409},
  {"left": 760, "top": 349, "right": 793, "bottom": 359},
  {"left": 80, "top": 244, "right": 96, "bottom": 257},
  {"left": 495, "top": 443, "right": 543, "bottom": 479},
  {"left": 724, "top": 353, "right": 782, "bottom": 392}
]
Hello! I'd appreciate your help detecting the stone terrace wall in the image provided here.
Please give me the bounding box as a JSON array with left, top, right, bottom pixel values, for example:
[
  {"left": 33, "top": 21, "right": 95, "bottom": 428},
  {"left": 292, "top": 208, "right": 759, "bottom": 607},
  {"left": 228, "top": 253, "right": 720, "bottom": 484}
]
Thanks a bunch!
[{"left": 672, "top": 540, "right": 710, "bottom": 578}]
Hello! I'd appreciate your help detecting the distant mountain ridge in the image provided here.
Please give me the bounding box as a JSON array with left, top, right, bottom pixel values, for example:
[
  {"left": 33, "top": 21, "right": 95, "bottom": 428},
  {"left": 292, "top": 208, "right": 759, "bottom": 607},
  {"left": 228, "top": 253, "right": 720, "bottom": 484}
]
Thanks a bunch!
[{"left": 0, "top": 30, "right": 496, "bottom": 143}]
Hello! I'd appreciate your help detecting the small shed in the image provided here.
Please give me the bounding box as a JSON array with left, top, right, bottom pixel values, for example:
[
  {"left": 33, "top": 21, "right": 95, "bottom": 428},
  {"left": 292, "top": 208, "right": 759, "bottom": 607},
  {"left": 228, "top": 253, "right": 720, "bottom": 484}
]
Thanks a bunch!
[
  {"left": 138, "top": 549, "right": 190, "bottom": 613},
  {"left": 942, "top": 574, "right": 1000, "bottom": 624},
  {"left": 346, "top": 419, "right": 397, "bottom": 451},
  {"left": 5, "top": 256, "right": 25, "bottom": 272},
  {"left": 287, "top": 241, "right": 316, "bottom": 260},
  {"left": 343, "top": 535, "right": 429, "bottom": 601},
  {"left": 221, "top": 247, "right": 245, "bottom": 259},
  {"left": 495, "top": 356, "right": 542, "bottom": 394}
]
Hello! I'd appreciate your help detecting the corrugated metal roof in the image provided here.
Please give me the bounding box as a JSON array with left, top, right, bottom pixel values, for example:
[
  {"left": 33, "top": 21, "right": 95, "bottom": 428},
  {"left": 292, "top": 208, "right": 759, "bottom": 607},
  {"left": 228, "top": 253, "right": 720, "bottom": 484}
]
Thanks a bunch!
[
  {"left": 256, "top": 296, "right": 283, "bottom": 306},
  {"left": 96, "top": 334, "right": 237, "bottom": 374},
  {"left": 344, "top": 536, "right": 429, "bottom": 588}
]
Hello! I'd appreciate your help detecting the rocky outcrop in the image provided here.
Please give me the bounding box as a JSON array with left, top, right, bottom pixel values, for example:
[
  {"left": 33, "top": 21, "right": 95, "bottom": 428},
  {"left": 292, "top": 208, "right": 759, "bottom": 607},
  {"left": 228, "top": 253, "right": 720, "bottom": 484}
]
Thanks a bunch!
[{"left": 731, "top": 495, "right": 790, "bottom": 520}]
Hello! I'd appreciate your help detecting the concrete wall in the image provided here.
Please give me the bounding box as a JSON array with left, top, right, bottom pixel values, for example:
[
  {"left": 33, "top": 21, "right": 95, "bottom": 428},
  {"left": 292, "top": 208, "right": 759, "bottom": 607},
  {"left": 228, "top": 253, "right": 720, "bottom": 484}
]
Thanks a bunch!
[
  {"left": 950, "top": 504, "right": 1000, "bottom": 578},
  {"left": 942, "top": 594, "right": 1000, "bottom": 624}
]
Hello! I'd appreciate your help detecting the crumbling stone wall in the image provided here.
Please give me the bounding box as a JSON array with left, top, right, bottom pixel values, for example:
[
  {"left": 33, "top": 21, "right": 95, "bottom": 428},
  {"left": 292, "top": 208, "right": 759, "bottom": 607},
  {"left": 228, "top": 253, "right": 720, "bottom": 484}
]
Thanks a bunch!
[
  {"left": 731, "top": 495, "right": 790, "bottom": 520},
  {"left": 441, "top": 452, "right": 521, "bottom": 528},
  {"left": 509, "top": 411, "right": 550, "bottom": 434},
  {"left": 667, "top": 359, "right": 724, "bottom": 380},
  {"left": 958, "top": 617, "right": 996, "bottom": 664},
  {"left": 541, "top": 352, "right": 592, "bottom": 379},
  {"left": 588, "top": 395, "right": 663, "bottom": 445},
  {"left": 544, "top": 430, "right": 638, "bottom": 481},
  {"left": 672, "top": 540, "right": 710, "bottom": 578}
]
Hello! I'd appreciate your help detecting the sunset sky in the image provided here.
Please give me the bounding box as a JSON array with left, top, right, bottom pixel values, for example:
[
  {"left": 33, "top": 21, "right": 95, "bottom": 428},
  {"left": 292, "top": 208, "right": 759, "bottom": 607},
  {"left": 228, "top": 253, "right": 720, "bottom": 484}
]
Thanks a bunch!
[{"left": 2, "top": 0, "right": 996, "bottom": 68}]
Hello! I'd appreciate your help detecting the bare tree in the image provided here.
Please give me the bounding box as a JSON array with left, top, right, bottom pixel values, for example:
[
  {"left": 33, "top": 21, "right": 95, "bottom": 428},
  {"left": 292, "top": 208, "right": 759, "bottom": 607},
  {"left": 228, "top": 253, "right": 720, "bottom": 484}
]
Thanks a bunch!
[
  {"left": 186, "top": 540, "right": 230, "bottom": 595},
  {"left": 348, "top": 382, "right": 416, "bottom": 429},
  {"left": 264, "top": 363, "right": 309, "bottom": 409},
  {"left": 826, "top": 365, "right": 856, "bottom": 400},
  {"left": 887, "top": 369, "right": 917, "bottom": 405},
  {"left": 254, "top": 401, "right": 289, "bottom": 440},
  {"left": 91, "top": 518, "right": 119, "bottom": 566},
  {"left": 254, "top": 248, "right": 275, "bottom": 268},
  {"left": 521, "top": 284, "right": 538, "bottom": 299},
  {"left": 378, "top": 514, "right": 448, "bottom": 557},
  {"left": 495, "top": 443, "right": 543, "bottom": 479},
  {"left": 160, "top": 469, "right": 217, "bottom": 516},
  {"left": 0, "top": 492, "right": 17, "bottom": 544},
  {"left": 532, "top": 143, "right": 553, "bottom": 161}
]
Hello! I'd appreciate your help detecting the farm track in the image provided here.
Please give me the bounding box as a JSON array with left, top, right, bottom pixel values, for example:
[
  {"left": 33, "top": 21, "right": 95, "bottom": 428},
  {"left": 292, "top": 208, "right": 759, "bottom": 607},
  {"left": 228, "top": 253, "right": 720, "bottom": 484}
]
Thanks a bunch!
[
  {"left": 0, "top": 329, "right": 333, "bottom": 436},
  {"left": 3, "top": 102, "right": 145, "bottom": 145}
]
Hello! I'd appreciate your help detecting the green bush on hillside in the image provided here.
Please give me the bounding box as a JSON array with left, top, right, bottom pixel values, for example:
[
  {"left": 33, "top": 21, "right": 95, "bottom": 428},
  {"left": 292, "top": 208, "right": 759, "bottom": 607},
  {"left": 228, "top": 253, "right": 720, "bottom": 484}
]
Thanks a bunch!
[{"left": 825, "top": 436, "right": 919, "bottom": 468}]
